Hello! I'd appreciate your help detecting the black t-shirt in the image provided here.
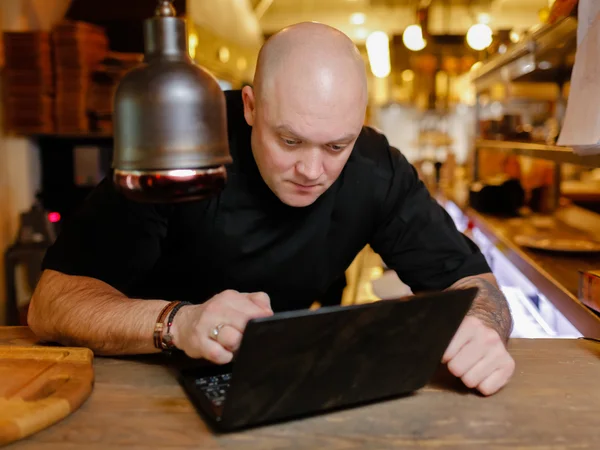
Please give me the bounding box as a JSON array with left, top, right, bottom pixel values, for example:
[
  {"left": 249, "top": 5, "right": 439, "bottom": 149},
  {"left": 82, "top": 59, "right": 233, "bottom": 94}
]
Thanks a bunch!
[{"left": 42, "top": 90, "right": 490, "bottom": 312}]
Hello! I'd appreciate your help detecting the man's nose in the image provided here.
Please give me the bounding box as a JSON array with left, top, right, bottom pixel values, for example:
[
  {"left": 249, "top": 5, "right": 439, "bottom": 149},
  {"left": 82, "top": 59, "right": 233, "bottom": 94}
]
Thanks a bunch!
[{"left": 295, "top": 147, "right": 323, "bottom": 181}]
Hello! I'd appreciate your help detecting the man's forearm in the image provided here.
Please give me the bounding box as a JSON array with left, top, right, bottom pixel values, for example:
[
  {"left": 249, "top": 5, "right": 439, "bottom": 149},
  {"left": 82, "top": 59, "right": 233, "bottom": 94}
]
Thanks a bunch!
[
  {"left": 448, "top": 273, "right": 513, "bottom": 342},
  {"left": 28, "top": 269, "right": 168, "bottom": 355}
]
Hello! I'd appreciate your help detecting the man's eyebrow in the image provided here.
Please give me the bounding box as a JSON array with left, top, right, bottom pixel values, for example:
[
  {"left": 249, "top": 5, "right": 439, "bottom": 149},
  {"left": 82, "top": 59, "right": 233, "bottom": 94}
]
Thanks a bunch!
[
  {"left": 275, "top": 125, "right": 303, "bottom": 139},
  {"left": 329, "top": 133, "right": 358, "bottom": 143},
  {"left": 275, "top": 125, "right": 357, "bottom": 144}
]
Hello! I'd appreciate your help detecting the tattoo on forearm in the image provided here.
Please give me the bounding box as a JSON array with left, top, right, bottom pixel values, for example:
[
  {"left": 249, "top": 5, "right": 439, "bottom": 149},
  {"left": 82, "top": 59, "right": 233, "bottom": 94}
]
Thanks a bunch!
[{"left": 449, "top": 275, "right": 513, "bottom": 342}]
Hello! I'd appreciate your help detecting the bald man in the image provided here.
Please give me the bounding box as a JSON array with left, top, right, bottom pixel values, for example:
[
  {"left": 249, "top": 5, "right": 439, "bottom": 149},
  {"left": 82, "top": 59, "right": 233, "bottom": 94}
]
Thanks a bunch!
[{"left": 29, "top": 23, "right": 514, "bottom": 396}]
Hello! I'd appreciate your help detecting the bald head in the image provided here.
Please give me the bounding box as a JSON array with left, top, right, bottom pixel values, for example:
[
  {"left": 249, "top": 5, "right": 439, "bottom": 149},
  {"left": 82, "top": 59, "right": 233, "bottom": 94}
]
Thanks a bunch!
[
  {"left": 253, "top": 22, "right": 367, "bottom": 108},
  {"left": 241, "top": 23, "right": 368, "bottom": 208}
]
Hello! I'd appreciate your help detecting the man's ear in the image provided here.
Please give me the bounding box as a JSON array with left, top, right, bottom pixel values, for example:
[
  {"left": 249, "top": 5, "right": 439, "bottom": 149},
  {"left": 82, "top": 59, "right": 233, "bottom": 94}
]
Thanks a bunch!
[{"left": 242, "top": 85, "right": 256, "bottom": 127}]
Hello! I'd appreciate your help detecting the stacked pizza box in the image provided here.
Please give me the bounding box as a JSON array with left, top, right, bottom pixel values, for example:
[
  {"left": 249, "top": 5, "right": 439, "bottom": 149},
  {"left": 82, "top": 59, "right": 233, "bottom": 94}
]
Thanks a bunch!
[
  {"left": 3, "top": 32, "right": 54, "bottom": 134},
  {"left": 52, "top": 20, "right": 108, "bottom": 133}
]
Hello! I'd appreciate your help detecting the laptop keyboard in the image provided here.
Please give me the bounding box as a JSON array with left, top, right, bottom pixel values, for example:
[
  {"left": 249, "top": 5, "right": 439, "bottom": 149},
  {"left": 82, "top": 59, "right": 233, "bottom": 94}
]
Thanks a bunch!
[{"left": 194, "top": 373, "right": 232, "bottom": 407}]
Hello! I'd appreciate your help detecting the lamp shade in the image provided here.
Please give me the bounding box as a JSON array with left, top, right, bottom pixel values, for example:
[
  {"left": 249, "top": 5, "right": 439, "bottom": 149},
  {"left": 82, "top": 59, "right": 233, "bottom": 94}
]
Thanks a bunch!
[{"left": 112, "top": 0, "right": 232, "bottom": 202}]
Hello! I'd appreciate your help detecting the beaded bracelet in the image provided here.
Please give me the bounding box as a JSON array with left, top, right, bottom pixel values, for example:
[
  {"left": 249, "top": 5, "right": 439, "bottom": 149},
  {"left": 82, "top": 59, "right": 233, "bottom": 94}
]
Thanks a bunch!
[{"left": 160, "top": 301, "right": 193, "bottom": 351}]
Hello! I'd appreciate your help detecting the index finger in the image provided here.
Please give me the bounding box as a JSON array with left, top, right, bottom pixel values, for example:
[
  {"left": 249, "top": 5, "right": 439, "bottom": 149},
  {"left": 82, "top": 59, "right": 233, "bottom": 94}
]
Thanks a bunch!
[
  {"left": 442, "top": 316, "right": 478, "bottom": 364},
  {"left": 247, "top": 292, "right": 272, "bottom": 313}
]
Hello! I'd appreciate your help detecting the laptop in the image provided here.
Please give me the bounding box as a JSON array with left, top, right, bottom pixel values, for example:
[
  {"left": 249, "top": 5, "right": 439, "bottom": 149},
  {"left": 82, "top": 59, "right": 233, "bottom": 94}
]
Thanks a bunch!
[{"left": 179, "top": 287, "right": 478, "bottom": 431}]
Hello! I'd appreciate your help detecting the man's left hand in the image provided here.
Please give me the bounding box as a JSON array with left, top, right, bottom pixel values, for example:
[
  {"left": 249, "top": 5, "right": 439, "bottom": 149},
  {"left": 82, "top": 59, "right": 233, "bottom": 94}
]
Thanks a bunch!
[{"left": 442, "top": 315, "right": 515, "bottom": 396}]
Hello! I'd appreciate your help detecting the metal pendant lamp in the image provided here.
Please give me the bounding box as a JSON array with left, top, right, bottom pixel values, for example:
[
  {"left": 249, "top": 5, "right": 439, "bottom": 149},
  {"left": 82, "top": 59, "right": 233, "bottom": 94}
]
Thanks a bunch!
[{"left": 112, "top": 0, "right": 231, "bottom": 202}]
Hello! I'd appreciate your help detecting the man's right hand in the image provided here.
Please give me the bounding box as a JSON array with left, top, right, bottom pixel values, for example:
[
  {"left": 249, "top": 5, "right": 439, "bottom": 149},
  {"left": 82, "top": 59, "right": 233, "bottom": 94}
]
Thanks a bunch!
[{"left": 171, "top": 290, "right": 273, "bottom": 364}]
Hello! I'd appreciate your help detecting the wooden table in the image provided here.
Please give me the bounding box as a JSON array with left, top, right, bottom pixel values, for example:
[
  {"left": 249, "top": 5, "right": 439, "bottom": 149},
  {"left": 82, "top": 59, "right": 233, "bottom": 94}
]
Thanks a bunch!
[{"left": 3, "top": 327, "right": 600, "bottom": 449}]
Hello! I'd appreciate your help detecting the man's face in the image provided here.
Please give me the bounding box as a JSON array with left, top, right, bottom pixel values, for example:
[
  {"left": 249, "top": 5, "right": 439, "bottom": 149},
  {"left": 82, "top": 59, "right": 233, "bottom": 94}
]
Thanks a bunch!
[{"left": 242, "top": 86, "right": 365, "bottom": 207}]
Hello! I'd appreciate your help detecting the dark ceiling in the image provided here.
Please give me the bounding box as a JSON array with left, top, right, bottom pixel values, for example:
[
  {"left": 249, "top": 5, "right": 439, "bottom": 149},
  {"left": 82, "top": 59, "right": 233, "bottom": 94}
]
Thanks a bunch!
[{"left": 65, "top": 0, "right": 187, "bottom": 53}]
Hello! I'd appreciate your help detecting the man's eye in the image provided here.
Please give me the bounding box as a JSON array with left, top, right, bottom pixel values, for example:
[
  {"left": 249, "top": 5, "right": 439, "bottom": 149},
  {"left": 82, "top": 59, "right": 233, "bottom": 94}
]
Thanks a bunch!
[
  {"left": 329, "top": 144, "right": 346, "bottom": 151},
  {"left": 282, "top": 138, "right": 300, "bottom": 146}
]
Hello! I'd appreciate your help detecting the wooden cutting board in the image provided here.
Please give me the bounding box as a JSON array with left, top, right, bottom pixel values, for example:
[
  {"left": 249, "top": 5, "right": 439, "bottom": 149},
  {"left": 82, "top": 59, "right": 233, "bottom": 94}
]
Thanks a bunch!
[{"left": 0, "top": 345, "right": 94, "bottom": 446}]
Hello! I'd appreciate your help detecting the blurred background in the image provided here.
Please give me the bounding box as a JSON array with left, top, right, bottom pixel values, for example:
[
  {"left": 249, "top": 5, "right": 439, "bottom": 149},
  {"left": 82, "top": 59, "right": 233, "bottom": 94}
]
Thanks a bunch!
[{"left": 0, "top": 0, "right": 572, "bottom": 234}]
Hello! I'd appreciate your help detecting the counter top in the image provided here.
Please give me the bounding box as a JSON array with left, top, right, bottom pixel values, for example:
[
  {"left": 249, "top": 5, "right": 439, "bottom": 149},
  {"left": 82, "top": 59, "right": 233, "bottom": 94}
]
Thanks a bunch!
[
  {"left": 438, "top": 188, "right": 600, "bottom": 339},
  {"left": 3, "top": 327, "right": 600, "bottom": 449}
]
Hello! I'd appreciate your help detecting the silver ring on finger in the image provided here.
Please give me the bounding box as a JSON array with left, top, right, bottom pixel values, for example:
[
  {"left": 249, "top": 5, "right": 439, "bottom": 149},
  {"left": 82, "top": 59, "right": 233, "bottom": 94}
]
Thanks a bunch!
[{"left": 209, "top": 323, "right": 226, "bottom": 341}]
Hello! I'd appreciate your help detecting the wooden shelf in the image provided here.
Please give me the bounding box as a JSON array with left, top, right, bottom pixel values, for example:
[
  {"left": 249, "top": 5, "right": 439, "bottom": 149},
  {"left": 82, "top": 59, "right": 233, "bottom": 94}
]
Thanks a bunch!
[
  {"left": 471, "top": 17, "right": 577, "bottom": 92},
  {"left": 476, "top": 139, "right": 600, "bottom": 167}
]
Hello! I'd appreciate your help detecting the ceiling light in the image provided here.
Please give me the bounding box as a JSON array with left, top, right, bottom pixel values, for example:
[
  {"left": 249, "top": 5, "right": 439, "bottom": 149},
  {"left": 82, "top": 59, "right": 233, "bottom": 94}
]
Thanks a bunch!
[
  {"left": 218, "top": 46, "right": 230, "bottom": 63},
  {"left": 510, "top": 30, "right": 520, "bottom": 43},
  {"left": 401, "top": 69, "right": 414, "bottom": 82},
  {"left": 350, "top": 12, "right": 366, "bottom": 25},
  {"left": 354, "top": 27, "right": 369, "bottom": 40},
  {"left": 402, "top": 24, "right": 426, "bottom": 52},
  {"left": 366, "top": 31, "right": 391, "bottom": 78},
  {"left": 466, "top": 23, "right": 493, "bottom": 51},
  {"left": 477, "top": 13, "right": 491, "bottom": 25},
  {"left": 188, "top": 32, "right": 198, "bottom": 59}
]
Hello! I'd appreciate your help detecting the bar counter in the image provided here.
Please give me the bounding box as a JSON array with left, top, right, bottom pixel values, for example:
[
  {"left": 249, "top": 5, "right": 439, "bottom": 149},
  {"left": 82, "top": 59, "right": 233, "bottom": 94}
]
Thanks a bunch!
[
  {"left": 437, "top": 187, "right": 600, "bottom": 340},
  {"left": 3, "top": 327, "right": 600, "bottom": 449}
]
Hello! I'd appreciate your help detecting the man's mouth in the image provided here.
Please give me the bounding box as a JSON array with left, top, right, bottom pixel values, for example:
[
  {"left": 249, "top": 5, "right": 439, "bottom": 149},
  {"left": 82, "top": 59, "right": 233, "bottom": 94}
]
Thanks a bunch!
[{"left": 290, "top": 181, "right": 320, "bottom": 189}]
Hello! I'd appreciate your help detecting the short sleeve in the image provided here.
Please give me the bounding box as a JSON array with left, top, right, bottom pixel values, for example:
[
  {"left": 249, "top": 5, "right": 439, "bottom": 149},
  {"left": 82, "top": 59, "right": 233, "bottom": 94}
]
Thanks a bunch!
[
  {"left": 42, "top": 177, "right": 171, "bottom": 295},
  {"left": 369, "top": 146, "right": 490, "bottom": 292}
]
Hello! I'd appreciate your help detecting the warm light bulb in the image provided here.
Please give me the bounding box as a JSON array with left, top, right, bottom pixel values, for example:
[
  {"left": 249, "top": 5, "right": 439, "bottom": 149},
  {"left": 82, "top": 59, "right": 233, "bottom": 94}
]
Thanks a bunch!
[
  {"left": 167, "top": 169, "right": 196, "bottom": 178},
  {"left": 350, "top": 12, "right": 366, "bottom": 25},
  {"left": 510, "top": 30, "right": 520, "bottom": 43},
  {"left": 477, "top": 13, "right": 491, "bottom": 25},
  {"left": 402, "top": 25, "right": 426, "bottom": 51},
  {"left": 354, "top": 27, "right": 368, "bottom": 40},
  {"left": 366, "top": 31, "right": 391, "bottom": 78},
  {"left": 218, "top": 46, "right": 230, "bottom": 63},
  {"left": 188, "top": 32, "right": 198, "bottom": 59},
  {"left": 401, "top": 69, "right": 414, "bottom": 82},
  {"left": 466, "top": 23, "right": 493, "bottom": 51}
]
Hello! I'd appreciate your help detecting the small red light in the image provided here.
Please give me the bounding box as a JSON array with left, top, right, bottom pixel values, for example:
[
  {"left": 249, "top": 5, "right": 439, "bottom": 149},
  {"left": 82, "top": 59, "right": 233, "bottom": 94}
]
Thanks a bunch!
[{"left": 48, "top": 212, "right": 61, "bottom": 223}]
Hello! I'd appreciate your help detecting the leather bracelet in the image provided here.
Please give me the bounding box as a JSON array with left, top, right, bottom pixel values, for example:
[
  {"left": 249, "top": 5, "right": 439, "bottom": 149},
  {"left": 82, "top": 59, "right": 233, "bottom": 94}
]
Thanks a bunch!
[
  {"left": 161, "top": 301, "right": 193, "bottom": 351},
  {"left": 153, "top": 301, "right": 181, "bottom": 350}
]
